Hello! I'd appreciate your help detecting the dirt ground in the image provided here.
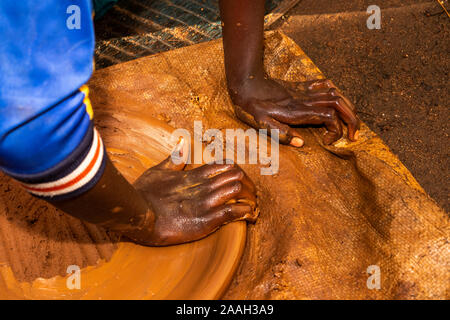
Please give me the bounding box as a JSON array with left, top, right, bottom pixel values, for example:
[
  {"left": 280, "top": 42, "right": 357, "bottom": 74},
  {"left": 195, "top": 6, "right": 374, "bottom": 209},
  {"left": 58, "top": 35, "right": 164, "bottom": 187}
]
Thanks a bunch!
[{"left": 275, "top": 0, "right": 449, "bottom": 211}]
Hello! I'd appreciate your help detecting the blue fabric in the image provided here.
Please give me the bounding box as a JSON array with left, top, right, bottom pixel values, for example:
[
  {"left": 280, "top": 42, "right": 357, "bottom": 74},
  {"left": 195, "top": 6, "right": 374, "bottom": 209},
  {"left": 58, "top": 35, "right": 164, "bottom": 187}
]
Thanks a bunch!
[{"left": 0, "top": 0, "right": 95, "bottom": 176}]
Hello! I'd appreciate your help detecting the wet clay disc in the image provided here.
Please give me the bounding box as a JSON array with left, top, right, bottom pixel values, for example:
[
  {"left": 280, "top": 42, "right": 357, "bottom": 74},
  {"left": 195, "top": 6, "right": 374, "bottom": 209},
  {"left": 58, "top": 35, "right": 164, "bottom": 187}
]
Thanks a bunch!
[{"left": 0, "top": 112, "right": 246, "bottom": 299}]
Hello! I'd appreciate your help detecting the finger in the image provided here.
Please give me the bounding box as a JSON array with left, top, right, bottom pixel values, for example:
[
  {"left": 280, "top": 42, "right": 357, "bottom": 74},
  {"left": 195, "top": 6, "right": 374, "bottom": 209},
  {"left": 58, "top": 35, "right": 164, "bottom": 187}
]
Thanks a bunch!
[
  {"left": 307, "top": 87, "right": 357, "bottom": 113},
  {"left": 209, "top": 203, "right": 259, "bottom": 225},
  {"left": 193, "top": 163, "right": 236, "bottom": 178},
  {"left": 257, "top": 115, "right": 304, "bottom": 147},
  {"left": 304, "top": 80, "right": 360, "bottom": 140},
  {"left": 306, "top": 80, "right": 360, "bottom": 135},
  {"left": 240, "top": 171, "right": 256, "bottom": 194},
  {"left": 296, "top": 96, "right": 359, "bottom": 141},
  {"left": 204, "top": 167, "right": 257, "bottom": 194},
  {"left": 271, "top": 105, "right": 343, "bottom": 144},
  {"left": 154, "top": 138, "right": 188, "bottom": 171},
  {"left": 306, "top": 79, "right": 335, "bottom": 91},
  {"left": 206, "top": 203, "right": 257, "bottom": 227},
  {"left": 205, "top": 181, "right": 256, "bottom": 208},
  {"left": 322, "top": 121, "right": 343, "bottom": 145},
  {"left": 188, "top": 204, "right": 255, "bottom": 241},
  {"left": 307, "top": 80, "right": 358, "bottom": 116},
  {"left": 205, "top": 167, "right": 244, "bottom": 190},
  {"left": 322, "top": 115, "right": 343, "bottom": 145},
  {"left": 235, "top": 102, "right": 303, "bottom": 147},
  {"left": 332, "top": 89, "right": 357, "bottom": 113},
  {"left": 306, "top": 89, "right": 359, "bottom": 138}
]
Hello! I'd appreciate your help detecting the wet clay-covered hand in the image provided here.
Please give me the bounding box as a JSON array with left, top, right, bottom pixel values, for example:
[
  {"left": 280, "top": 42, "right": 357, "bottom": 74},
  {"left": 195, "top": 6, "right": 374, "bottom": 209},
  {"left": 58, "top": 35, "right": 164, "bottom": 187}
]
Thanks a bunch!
[
  {"left": 231, "top": 77, "right": 361, "bottom": 146},
  {"left": 128, "top": 149, "right": 258, "bottom": 246},
  {"left": 219, "top": 0, "right": 360, "bottom": 147},
  {"left": 50, "top": 139, "right": 257, "bottom": 247}
]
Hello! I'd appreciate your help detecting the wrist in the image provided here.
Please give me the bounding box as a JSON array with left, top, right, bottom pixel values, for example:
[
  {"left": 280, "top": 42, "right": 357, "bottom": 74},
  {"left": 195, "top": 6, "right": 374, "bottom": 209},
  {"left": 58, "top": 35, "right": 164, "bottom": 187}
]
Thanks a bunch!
[
  {"left": 227, "top": 76, "right": 291, "bottom": 107},
  {"left": 227, "top": 73, "right": 265, "bottom": 105},
  {"left": 109, "top": 189, "right": 155, "bottom": 229},
  {"left": 134, "top": 207, "right": 155, "bottom": 233},
  {"left": 111, "top": 190, "right": 157, "bottom": 244},
  {"left": 109, "top": 207, "right": 155, "bottom": 243}
]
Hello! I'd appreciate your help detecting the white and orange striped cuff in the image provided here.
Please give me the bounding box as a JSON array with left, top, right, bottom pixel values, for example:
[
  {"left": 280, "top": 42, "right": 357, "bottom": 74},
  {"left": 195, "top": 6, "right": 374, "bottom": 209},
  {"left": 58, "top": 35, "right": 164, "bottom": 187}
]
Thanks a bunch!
[{"left": 21, "top": 128, "right": 106, "bottom": 199}]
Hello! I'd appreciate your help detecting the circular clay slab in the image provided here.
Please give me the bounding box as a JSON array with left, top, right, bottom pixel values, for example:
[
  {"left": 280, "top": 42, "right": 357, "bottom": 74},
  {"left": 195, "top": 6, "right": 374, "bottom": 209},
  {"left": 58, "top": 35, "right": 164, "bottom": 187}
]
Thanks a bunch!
[{"left": 0, "top": 112, "right": 246, "bottom": 299}]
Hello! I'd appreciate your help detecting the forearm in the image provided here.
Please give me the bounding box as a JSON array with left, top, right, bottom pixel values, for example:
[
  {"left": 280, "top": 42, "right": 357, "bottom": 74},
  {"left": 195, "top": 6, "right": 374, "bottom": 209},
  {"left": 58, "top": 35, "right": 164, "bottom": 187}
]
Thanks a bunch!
[
  {"left": 0, "top": 1, "right": 155, "bottom": 239},
  {"left": 49, "top": 157, "right": 154, "bottom": 234},
  {"left": 219, "top": 0, "right": 266, "bottom": 91}
]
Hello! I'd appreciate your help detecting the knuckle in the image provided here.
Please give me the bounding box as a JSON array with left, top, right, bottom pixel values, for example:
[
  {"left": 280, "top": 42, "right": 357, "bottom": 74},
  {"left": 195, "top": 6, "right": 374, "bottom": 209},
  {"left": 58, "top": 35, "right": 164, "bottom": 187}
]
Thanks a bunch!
[
  {"left": 333, "top": 96, "right": 344, "bottom": 105},
  {"left": 325, "top": 79, "right": 334, "bottom": 87},
  {"left": 216, "top": 163, "right": 234, "bottom": 171},
  {"left": 205, "top": 180, "right": 218, "bottom": 193},
  {"left": 231, "top": 181, "right": 243, "bottom": 193},
  {"left": 327, "top": 108, "right": 337, "bottom": 119},
  {"left": 215, "top": 206, "right": 231, "bottom": 219},
  {"left": 227, "top": 163, "right": 239, "bottom": 171},
  {"left": 272, "top": 123, "right": 289, "bottom": 135},
  {"left": 255, "top": 115, "right": 270, "bottom": 127},
  {"left": 224, "top": 205, "right": 234, "bottom": 215},
  {"left": 232, "top": 169, "right": 245, "bottom": 180},
  {"left": 329, "top": 87, "right": 338, "bottom": 96},
  {"left": 316, "top": 79, "right": 332, "bottom": 87},
  {"left": 201, "top": 197, "right": 213, "bottom": 210}
]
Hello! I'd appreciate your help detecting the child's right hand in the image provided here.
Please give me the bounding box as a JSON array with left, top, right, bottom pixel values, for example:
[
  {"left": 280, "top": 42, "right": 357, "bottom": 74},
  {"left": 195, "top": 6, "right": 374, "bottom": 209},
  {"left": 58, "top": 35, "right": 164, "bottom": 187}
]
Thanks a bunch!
[{"left": 126, "top": 140, "right": 258, "bottom": 246}]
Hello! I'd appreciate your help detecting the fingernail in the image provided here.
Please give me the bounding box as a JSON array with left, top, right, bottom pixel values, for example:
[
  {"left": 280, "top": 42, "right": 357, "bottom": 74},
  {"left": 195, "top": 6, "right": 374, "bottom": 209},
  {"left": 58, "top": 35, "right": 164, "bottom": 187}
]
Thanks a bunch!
[
  {"left": 291, "top": 137, "right": 304, "bottom": 147},
  {"left": 354, "top": 130, "right": 360, "bottom": 140}
]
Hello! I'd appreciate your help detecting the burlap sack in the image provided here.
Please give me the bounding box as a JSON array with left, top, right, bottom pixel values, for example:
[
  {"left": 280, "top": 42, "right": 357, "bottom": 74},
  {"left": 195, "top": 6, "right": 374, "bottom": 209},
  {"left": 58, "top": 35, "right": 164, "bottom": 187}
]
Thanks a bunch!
[{"left": 89, "top": 31, "right": 449, "bottom": 299}]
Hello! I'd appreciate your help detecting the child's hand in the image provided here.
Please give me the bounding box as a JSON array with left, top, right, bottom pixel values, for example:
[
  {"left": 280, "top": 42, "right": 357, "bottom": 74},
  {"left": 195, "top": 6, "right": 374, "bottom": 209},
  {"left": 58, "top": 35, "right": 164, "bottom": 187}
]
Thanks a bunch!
[
  {"left": 128, "top": 141, "right": 258, "bottom": 246},
  {"left": 229, "top": 78, "right": 360, "bottom": 147}
]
